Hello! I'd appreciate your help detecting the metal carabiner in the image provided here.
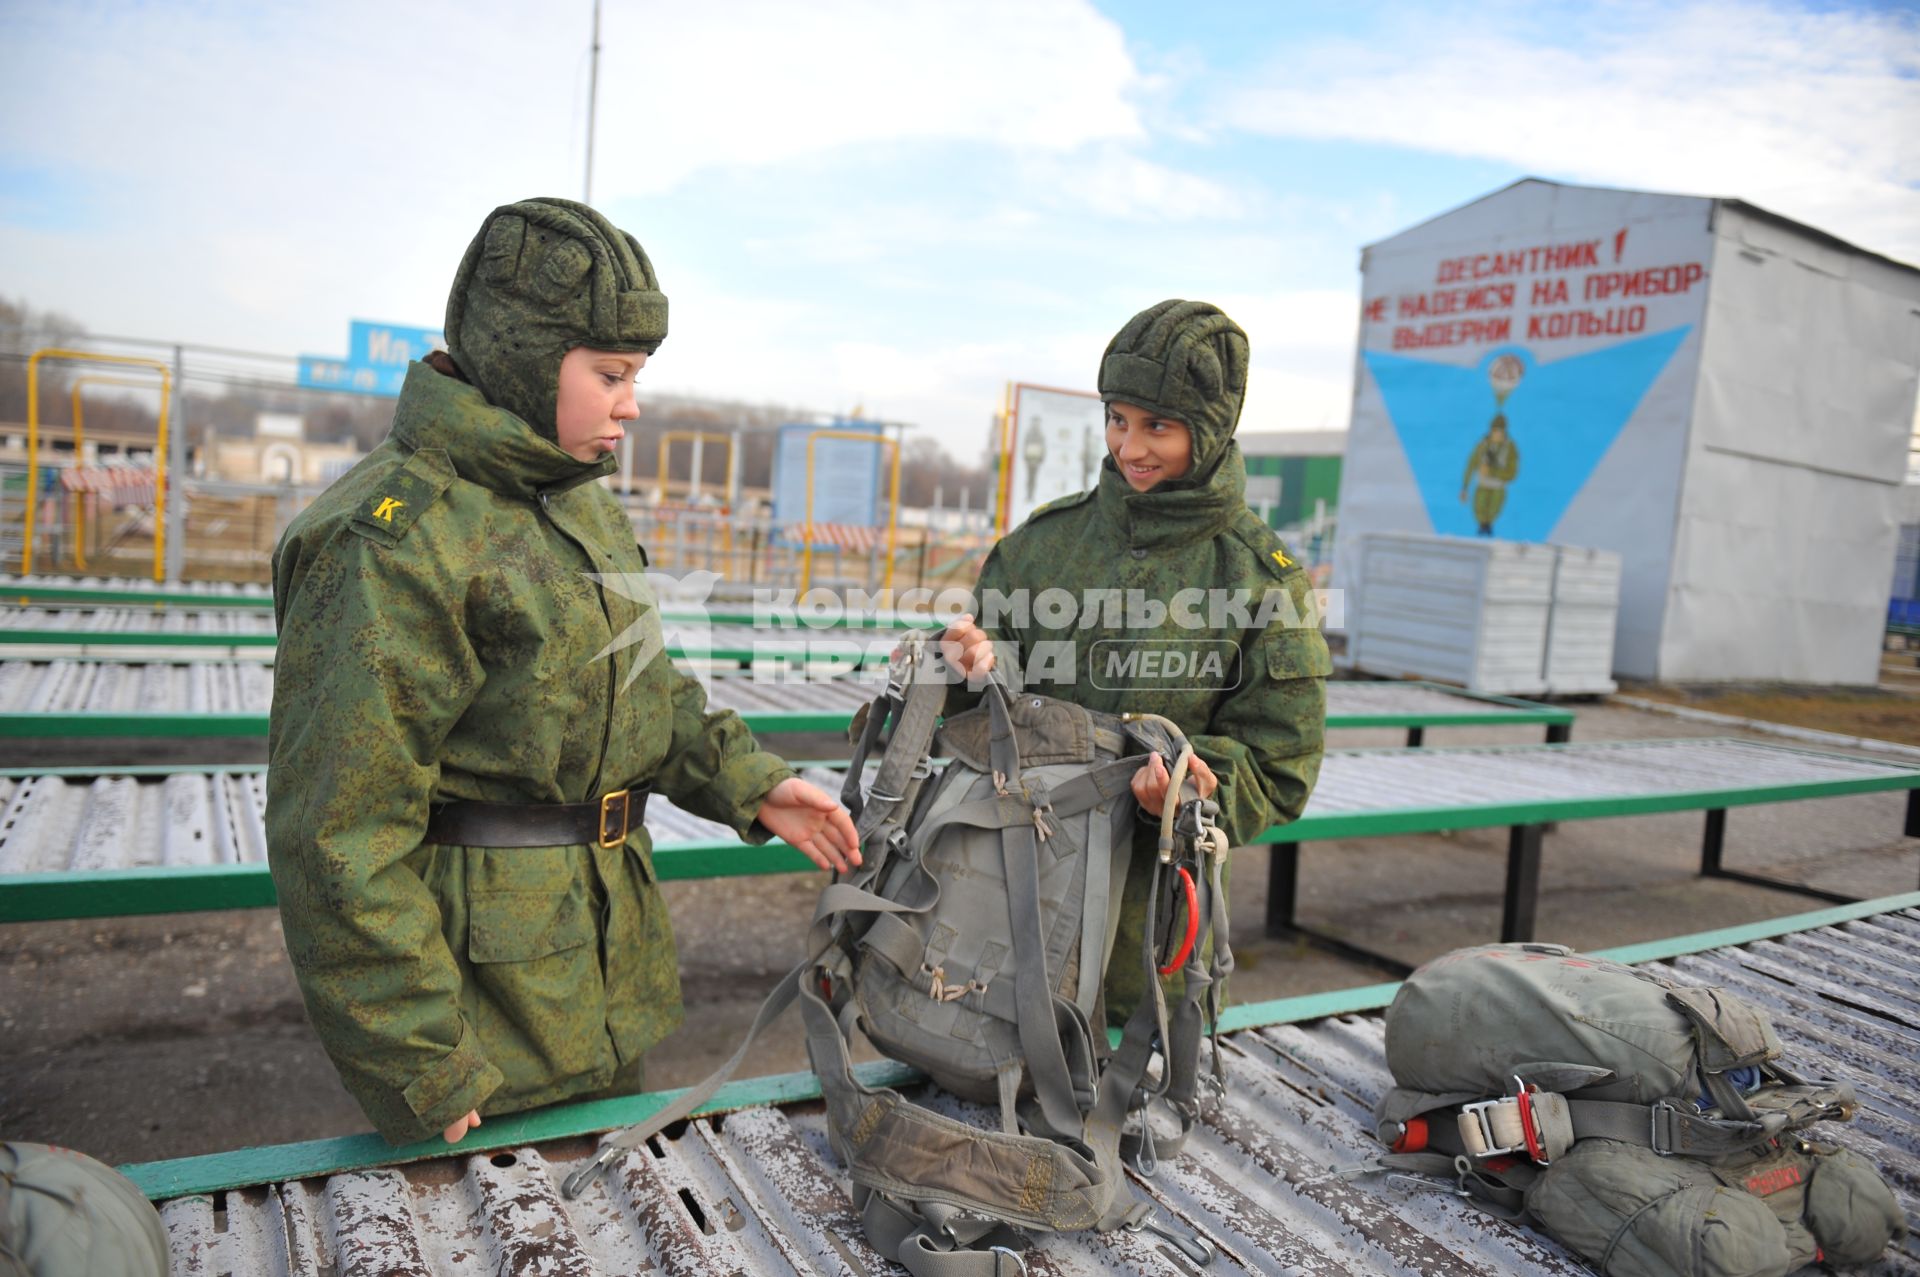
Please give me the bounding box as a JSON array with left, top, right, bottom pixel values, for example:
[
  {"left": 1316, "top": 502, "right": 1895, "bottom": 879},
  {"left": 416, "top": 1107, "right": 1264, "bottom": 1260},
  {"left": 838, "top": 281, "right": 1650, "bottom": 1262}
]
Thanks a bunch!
[
  {"left": 1127, "top": 1210, "right": 1216, "bottom": 1266},
  {"left": 985, "top": 1245, "right": 1029, "bottom": 1275},
  {"left": 560, "top": 1144, "right": 624, "bottom": 1200}
]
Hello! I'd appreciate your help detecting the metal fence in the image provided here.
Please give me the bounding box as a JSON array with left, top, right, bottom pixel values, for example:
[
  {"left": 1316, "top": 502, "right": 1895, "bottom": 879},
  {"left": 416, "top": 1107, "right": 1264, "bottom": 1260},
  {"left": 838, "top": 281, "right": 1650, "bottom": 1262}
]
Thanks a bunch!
[{"left": 4, "top": 467, "right": 993, "bottom": 597}]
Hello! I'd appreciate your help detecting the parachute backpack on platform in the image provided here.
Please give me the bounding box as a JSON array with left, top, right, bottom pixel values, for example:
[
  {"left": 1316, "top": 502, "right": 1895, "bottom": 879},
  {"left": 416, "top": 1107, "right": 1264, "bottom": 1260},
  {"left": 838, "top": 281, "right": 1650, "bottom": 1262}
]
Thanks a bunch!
[
  {"left": 1371, "top": 943, "right": 1905, "bottom": 1277},
  {"left": 563, "top": 633, "right": 1236, "bottom": 1275}
]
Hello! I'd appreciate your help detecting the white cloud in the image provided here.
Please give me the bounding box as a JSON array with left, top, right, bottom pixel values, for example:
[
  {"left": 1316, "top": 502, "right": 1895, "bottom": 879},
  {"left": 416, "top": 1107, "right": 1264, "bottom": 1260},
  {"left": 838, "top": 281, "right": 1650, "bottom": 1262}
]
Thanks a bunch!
[
  {"left": 593, "top": 0, "right": 1144, "bottom": 197},
  {"left": 1010, "top": 145, "right": 1251, "bottom": 221},
  {"left": 1216, "top": 1, "right": 1920, "bottom": 262},
  {"left": 0, "top": 0, "right": 1146, "bottom": 356},
  {"left": 652, "top": 262, "right": 1110, "bottom": 456},
  {"left": 1209, "top": 290, "right": 1361, "bottom": 434}
]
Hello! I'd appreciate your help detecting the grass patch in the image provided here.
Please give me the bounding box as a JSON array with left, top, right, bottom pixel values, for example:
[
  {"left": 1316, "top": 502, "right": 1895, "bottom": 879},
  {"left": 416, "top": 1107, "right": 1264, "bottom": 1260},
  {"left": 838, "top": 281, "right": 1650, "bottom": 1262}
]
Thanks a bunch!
[{"left": 1620, "top": 681, "right": 1920, "bottom": 747}]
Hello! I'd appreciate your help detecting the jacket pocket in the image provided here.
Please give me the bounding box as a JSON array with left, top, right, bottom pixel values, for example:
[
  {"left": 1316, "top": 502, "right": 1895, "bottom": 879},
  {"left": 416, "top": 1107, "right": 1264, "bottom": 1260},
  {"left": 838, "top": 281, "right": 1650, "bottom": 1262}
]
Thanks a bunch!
[
  {"left": 469, "top": 888, "right": 595, "bottom": 962},
  {"left": 467, "top": 886, "right": 613, "bottom": 1100},
  {"left": 1267, "top": 629, "right": 1333, "bottom": 680}
]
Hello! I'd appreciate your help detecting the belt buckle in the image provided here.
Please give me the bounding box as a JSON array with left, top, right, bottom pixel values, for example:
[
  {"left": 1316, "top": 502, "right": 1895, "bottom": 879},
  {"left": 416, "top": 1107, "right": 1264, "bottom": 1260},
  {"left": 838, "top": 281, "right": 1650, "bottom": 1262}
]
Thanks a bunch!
[{"left": 598, "top": 789, "right": 631, "bottom": 849}]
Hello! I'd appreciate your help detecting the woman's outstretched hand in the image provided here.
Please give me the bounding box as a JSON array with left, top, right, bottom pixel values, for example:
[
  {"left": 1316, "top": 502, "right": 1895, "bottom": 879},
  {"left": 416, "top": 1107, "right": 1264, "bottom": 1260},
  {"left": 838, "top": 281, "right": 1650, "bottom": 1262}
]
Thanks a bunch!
[{"left": 756, "top": 777, "right": 862, "bottom": 872}]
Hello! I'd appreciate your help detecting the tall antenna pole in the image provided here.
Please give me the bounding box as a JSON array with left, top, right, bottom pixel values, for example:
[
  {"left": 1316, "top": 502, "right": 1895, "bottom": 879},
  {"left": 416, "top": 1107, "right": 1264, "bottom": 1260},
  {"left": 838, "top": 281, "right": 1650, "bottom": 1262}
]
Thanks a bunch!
[{"left": 584, "top": 0, "right": 601, "bottom": 205}]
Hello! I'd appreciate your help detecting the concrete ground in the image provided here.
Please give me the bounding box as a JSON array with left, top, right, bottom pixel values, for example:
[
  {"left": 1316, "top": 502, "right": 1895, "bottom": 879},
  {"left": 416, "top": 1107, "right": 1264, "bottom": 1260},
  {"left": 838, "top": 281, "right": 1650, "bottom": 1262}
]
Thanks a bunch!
[{"left": 3, "top": 699, "right": 1917, "bottom": 1168}]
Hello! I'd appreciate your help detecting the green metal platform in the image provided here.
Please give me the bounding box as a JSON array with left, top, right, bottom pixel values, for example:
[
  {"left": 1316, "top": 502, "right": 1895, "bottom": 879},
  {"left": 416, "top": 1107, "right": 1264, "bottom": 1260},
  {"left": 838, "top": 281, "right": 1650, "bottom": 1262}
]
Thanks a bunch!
[{"left": 4, "top": 739, "right": 1913, "bottom": 930}]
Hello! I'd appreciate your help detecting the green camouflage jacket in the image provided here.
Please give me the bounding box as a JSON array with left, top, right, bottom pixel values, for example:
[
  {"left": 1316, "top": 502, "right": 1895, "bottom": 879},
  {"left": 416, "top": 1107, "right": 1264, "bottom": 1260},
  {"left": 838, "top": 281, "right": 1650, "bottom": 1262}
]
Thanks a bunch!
[
  {"left": 962, "top": 446, "right": 1328, "bottom": 843},
  {"left": 956, "top": 446, "right": 1330, "bottom": 1017},
  {"left": 267, "top": 361, "right": 792, "bottom": 1144}
]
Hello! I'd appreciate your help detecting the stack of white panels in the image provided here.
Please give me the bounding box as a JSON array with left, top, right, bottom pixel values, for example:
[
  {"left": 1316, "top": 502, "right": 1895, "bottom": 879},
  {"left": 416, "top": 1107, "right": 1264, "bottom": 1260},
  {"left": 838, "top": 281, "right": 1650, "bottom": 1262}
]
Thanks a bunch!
[
  {"left": 1349, "top": 534, "right": 1556, "bottom": 694},
  {"left": 1544, "top": 544, "right": 1621, "bottom": 694}
]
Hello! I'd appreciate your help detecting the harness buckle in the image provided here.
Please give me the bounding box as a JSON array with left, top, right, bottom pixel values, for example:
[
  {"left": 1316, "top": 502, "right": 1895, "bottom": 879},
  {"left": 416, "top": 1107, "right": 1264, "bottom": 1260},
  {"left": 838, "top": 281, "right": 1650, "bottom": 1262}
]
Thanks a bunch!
[
  {"left": 1458, "top": 1076, "right": 1550, "bottom": 1162},
  {"left": 1649, "top": 1099, "right": 1679, "bottom": 1157},
  {"left": 598, "top": 789, "right": 631, "bottom": 849},
  {"left": 1458, "top": 1096, "right": 1520, "bottom": 1158}
]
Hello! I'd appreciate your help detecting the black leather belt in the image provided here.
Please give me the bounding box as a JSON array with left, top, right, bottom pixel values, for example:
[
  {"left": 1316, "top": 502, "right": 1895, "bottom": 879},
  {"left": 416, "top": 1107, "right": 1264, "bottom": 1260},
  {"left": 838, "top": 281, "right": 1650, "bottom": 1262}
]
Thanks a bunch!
[{"left": 424, "top": 786, "right": 650, "bottom": 849}]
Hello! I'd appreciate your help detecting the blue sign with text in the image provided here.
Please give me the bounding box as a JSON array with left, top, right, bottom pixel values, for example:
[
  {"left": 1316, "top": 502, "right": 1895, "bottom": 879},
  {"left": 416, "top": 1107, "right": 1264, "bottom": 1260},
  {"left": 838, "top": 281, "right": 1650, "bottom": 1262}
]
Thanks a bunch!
[
  {"left": 298, "top": 319, "right": 446, "bottom": 397},
  {"left": 771, "top": 422, "right": 884, "bottom": 548}
]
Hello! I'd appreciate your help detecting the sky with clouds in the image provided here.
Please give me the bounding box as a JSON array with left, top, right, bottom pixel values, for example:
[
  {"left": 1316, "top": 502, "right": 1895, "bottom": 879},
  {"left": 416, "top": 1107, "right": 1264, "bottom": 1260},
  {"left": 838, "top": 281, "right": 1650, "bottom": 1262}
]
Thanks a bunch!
[{"left": 1, "top": 0, "right": 1915, "bottom": 458}]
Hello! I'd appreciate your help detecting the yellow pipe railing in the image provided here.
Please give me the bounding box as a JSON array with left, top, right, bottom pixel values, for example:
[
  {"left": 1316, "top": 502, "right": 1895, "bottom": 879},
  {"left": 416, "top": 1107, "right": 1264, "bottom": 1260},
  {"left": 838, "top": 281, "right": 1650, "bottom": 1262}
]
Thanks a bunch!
[
  {"left": 654, "top": 430, "right": 734, "bottom": 504},
  {"left": 23, "top": 350, "right": 171, "bottom": 580},
  {"left": 800, "top": 430, "right": 900, "bottom": 597},
  {"left": 655, "top": 430, "right": 736, "bottom": 565}
]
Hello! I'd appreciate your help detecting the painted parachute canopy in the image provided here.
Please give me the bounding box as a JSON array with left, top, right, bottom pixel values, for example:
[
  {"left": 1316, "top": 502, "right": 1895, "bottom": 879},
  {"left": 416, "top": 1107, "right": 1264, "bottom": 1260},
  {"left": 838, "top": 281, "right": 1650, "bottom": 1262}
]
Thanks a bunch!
[{"left": 1362, "top": 328, "right": 1689, "bottom": 542}]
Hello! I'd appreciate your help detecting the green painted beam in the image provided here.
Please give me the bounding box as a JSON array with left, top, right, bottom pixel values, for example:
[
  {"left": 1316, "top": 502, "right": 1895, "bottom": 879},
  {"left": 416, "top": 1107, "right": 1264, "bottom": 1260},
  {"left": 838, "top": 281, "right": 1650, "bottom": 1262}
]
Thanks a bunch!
[
  {"left": 118, "top": 1058, "right": 925, "bottom": 1202},
  {"left": 0, "top": 844, "right": 830, "bottom": 922},
  {"left": 1215, "top": 980, "right": 1403, "bottom": 1034},
  {"left": 0, "top": 712, "right": 269, "bottom": 738},
  {"left": 0, "top": 585, "right": 274, "bottom": 609},
  {"left": 0, "top": 629, "right": 277, "bottom": 647},
  {"left": 652, "top": 842, "right": 822, "bottom": 880},
  {"left": 1327, "top": 709, "right": 1570, "bottom": 728},
  {"left": 114, "top": 890, "right": 1920, "bottom": 1201},
  {"left": 0, "top": 863, "right": 277, "bottom": 922},
  {"left": 1590, "top": 890, "right": 1920, "bottom": 965}
]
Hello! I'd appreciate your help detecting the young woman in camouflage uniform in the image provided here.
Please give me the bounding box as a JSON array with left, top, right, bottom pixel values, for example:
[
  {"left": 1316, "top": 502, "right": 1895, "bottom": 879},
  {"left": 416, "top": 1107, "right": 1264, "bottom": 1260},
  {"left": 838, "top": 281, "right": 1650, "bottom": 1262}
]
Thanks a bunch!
[
  {"left": 941, "top": 300, "right": 1330, "bottom": 1021},
  {"left": 267, "top": 199, "right": 858, "bottom": 1147}
]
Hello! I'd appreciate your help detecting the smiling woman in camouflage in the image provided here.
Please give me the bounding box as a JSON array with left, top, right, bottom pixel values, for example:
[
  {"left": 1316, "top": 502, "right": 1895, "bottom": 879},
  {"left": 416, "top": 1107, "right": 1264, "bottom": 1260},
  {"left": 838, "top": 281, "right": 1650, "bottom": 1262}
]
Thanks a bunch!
[
  {"left": 267, "top": 199, "right": 859, "bottom": 1147},
  {"left": 942, "top": 300, "right": 1330, "bottom": 1022}
]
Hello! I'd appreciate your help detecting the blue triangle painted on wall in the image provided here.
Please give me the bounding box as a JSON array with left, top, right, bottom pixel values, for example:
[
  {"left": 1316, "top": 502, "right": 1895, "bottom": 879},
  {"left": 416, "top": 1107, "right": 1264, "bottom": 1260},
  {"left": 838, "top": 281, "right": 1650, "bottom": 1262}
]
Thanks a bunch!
[{"left": 1362, "top": 327, "right": 1690, "bottom": 542}]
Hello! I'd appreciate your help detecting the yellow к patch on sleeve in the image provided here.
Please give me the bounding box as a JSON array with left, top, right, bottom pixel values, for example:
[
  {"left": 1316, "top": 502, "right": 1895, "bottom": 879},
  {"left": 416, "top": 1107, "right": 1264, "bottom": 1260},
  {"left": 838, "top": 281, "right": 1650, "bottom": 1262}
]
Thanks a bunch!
[
  {"left": 1271, "top": 548, "right": 1294, "bottom": 569},
  {"left": 349, "top": 449, "right": 457, "bottom": 546}
]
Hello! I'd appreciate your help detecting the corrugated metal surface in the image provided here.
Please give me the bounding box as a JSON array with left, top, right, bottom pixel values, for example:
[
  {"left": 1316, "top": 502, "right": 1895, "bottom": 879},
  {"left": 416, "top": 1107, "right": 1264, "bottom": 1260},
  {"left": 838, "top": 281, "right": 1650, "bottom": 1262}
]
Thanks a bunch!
[
  {"left": 1301, "top": 736, "right": 1916, "bottom": 816},
  {"left": 0, "top": 612, "right": 897, "bottom": 655},
  {"left": 5, "top": 739, "right": 1914, "bottom": 875},
  {"left": 0, "top": 658, "right": 1561, "bottom": 723},
  {"left": 0, "top": 574, "right": 271, "bottom": 600},
  {"left": 0, "top": 659, "right": 879, "bottom": 717},
  {"left": 155, "top": 908, "right": 1920, "bottom": 1275},
  {"left": 0, "top": 770, "right": 270, "bottom": 872},
  {"left": 0, "top": 764, "right": 842, "bottom": 873},
  {"left": 0, "top": 659, "right": 275, "bottom": 714},
  {"left": 1322, "top": 681, "right": 1549, "bottom": 721},
  {"left": 0, "top": 605, "right": 278, "bottom": 636}
]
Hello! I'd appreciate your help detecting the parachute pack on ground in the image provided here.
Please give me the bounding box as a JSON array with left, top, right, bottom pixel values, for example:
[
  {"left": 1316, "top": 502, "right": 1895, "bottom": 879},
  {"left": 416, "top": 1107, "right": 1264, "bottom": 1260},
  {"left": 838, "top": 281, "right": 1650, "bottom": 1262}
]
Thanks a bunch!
[
  {"left": 565, "top": 634, "right": 1235, "bottom": 1274},
  {"left": 0, "top": 1142, "right": 167, "bottom": 1277},
  {"left": 1371, "top": 943, "right": 1906, "bottom": 1277}
]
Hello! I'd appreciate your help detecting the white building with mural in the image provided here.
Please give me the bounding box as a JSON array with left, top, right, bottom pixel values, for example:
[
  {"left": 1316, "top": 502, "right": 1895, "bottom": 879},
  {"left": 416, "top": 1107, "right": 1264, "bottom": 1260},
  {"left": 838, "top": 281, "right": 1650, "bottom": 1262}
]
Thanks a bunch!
[{"left": 1335, "top": 178, "right": 1920, "bottom": 685}]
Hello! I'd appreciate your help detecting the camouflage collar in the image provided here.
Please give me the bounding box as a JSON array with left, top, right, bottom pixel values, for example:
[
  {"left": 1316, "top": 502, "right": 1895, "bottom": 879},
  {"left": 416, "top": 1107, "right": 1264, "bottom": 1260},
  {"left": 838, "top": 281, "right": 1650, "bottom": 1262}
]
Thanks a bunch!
[
  {"left": 1095, "top": 442, "right": 1246, "bottom": 550},
  {"left": 389, "top": 361, "right": 616, "bottom": 500}
]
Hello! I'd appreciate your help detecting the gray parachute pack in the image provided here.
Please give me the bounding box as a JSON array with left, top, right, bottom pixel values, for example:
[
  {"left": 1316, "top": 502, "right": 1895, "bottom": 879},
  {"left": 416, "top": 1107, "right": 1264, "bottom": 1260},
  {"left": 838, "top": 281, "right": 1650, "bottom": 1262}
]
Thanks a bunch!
[
  {"left": 564, "top": 633, "right": 1236, "bottom": 1275},
  {"left": 0, "top": 1143, "right": 167, "bottom": 1277},
  {"left": 1371, "top": 943, "right": 1906, "bottom": 1277}
]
